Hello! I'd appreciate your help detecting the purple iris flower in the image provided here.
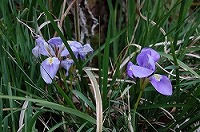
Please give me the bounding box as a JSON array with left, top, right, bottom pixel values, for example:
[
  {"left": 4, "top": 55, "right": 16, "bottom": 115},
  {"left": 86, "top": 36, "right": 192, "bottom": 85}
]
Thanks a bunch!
[
  {"left": 61, "top": 41, "right": 94, "bottom": 59},
  {"left": 127, "top": 48, "right": 172, "bottom": 96},
  {"left": 32, "top": 36, "right": 93, "bottom": 84},
  {"left": 32, "top": 37, "right": 72, "bottom": 84}
]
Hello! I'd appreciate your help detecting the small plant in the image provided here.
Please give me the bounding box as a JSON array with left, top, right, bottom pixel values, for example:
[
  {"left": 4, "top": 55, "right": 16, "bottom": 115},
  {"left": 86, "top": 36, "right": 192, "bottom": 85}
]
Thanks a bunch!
[
  {"left": 127, "top": 48, "right": 172, "bottom": 131},
  {"left": 127, "top": 48, "right": 172, "bottom": 96},
  {"left": 32, "top": 36, "right": 93, "bottom": 84}
]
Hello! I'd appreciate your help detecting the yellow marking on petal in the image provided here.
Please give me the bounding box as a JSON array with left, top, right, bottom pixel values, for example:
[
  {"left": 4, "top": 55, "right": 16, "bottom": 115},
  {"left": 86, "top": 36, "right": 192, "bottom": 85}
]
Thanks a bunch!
[
  {"left": 48, "top": 57, "right": 53, "bottom": 65},
  {"left": 154, "top": 74, "right": 161, "bottom": 81}
]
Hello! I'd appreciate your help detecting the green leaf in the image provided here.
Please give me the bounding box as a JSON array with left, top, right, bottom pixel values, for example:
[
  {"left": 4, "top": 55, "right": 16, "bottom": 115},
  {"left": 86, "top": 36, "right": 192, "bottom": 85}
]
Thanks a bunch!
[
  {"left": 72, "top": 90, "right": 95, "bottom": 110},
  {"left": 0, "top": 95, "right": 96, "bottom": 124}
]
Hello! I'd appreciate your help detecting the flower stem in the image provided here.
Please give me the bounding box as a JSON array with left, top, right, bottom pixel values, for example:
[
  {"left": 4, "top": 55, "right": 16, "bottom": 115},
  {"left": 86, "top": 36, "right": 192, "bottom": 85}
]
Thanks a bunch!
[
  {"left": 74, "top": 0, "right": 80, "bottom": 41},
  {"left": 133, "top": 90, "right": 143, "bottom": 131}
]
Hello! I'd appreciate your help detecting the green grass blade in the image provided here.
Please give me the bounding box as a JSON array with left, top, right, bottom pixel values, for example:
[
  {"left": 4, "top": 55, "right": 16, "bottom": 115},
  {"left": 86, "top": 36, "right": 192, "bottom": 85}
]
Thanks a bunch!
[
  {"left": 72, "top": 90, "right": 95, "bottom": 110},
  {"left": 159, "top": 52, "right": 200, "bottom": 79},
  {"left": 0, "top": 95, "right": 96, "bottom": 124},
  {"left": 48, "top": 121, "right": 67, "bottom": 132}
]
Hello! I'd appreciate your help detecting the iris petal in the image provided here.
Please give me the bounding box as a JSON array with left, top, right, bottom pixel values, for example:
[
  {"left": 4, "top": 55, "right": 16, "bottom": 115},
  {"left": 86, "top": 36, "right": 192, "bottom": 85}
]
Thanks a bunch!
[
  {"left": 137, "top": 48, "right": 159, "bottom": 68},
  {"left": 44, "top": 42, "right": 56, "bottom": 56},
  {"left": 136, "top": 50, "right": 150, "bottom": 67},
  {"left": 79, "top": 44, "right": 93, "bottom": 59},
  {"left": 61, "top": 46, "right": 79, "bottom": 58},
  {"left": 141, "top": 48, "right": 160, "bottom": 62},
  {"left": 61, "top": 59, "right": 74, "bottom": 76},
  {"left": 147, "top": 54, "right": 156, "bottom": 71},
  {"left": 36, "top": 37, "right": 46, "bottom": 47},
  {"left": 127, "top": 62, "right": 135, "bottom": 78},
  {"left": 48, "top": 37, "right": 63, "bottom": 46},
  {"left": 40, "top": 57, "right": 60, "bottom": 84},
  {"left": 35, "top": 37, "right": 55, "bottom": 57},
  {"left": 35, "top": 37, "right": 49, "bottom": 56},
  {"left": 67, "top": 41, "right": 82, "bottom": 48},
  {"left": 60, "top": 49, "right": 69, "bottom": 56},
  {"left": 136, "top": 52, "right": 154, "bottom": 71},
  {"left": 32, "top": 45, "right": 40, "bottom": 58},
  {"left": 150, "top": 74, "right": 172, "bottom": 95},
  {"left": 127, "top": 62, "right": 154, "bottom": 78}
]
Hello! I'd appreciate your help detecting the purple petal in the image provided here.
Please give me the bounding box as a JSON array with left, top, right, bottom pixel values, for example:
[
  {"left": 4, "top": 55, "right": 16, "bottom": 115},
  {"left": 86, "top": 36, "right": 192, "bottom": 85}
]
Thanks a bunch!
[
  {"left": 79, "top": 44, "right": 93, "bottom": 59},
  {"left": 40, "top": 57, "right": 60, "bottom": 84},
  {"left": 141, "top": 48, "right": 160, "bottom": 62},
  {"left": 57, "top": 44, "right": 66, "bottom": 55},
  {"left": 147, "top": 54, "right": 156, "bottom": 71},
  {"left": 126, "top": 62, "right": 133, "bottom": 78},
  {"left": 136, "top": 52, "right": 156, "bottom": 71},
  {"left": 48, "top": 37, "right": 63, "bottom": 46},
  {"left": 150, "top": 74, "right": 172, "bottom": 96},
  {"left": 48, "top": 37, "right": 65, "bottom": 56},
  {"left": 35, "top": 37, "right": 55, "bottom": 56},
  {"left": 127, "top": 62, "right": 135, "bottom": 78},
  {"left": 36, "top": 37, "right": 46, "bottom": 47},
  {"left": 137, "top": 48, "right": 160, "bottom": 66},
  {"left": 137, "top": 50, "right": 149, "bottom": 67},
  {"left": 60, "top": 48, "right": 69, "bottom": 56},
  {"left": 32, "top": 45, "right": 40, "bottom": 58},
  {"left": 60, "top": 46, "right": 79, "bottom": 58},
  {"left": 68, "top": 41, "right": 82, "bottom": 48},
  {"left": 127, "top": 62, "right": 154, "bottom": 78},
  {"left": 35, "top": 37, "right": 49, "bottom": 56},
  {"left": 44, "top": 43, "right": 56, "bottom": 56},
  {"left": 61, "top": 59, "right": 74, "bottom": 76}
]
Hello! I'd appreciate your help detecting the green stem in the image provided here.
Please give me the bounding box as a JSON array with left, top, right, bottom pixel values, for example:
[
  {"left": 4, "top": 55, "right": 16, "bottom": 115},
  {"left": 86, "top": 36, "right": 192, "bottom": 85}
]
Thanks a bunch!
[
  {"left": 133, "top": 90, "right": 143, "bottom": 131},
  {"left": 74, "top": 0, "right": 80, "bottom": 41},
  {"left": 132, "top": 78, "right": 148, "bottom": 130},
  {"left": 171, "top": 0, "right": 186, "bottom": 104}
]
